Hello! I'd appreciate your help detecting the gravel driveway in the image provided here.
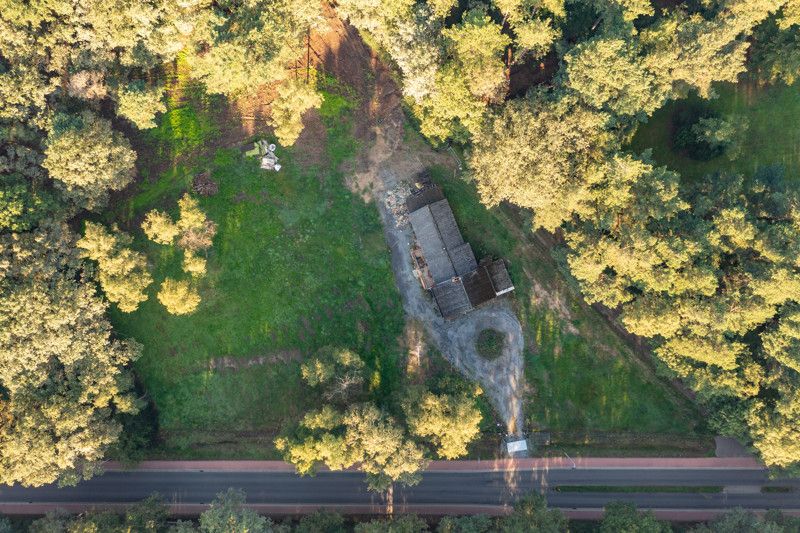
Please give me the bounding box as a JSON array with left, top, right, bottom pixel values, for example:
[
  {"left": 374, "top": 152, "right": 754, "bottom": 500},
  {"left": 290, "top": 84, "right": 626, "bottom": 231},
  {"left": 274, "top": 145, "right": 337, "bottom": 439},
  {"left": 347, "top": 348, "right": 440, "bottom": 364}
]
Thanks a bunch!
[{"left": 376, "top": 166, "right": 526, "bottom": 436}]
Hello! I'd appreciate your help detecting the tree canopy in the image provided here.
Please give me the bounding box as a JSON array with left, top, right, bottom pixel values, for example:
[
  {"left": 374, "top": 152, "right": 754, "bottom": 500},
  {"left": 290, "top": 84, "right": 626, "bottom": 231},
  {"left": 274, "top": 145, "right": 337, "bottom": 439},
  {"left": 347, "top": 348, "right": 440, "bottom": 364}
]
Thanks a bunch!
[
  {"left": 471, "top": 91, "right": 615, "bottom": 231},
  {"left": 404, "top": 391, "right": 482, "bottom": 459},
  {"left": 0, "top": 225, "right": 140, "bottom": 486},
  {"left": 276, "top": 403, "right": 427, "bottom": 491},
  {"left": 199, "top": 489, "right": 275, "bottom": 533},
  {"left": 78, "top": 222, "right": 153, "bottom": 313},
  {"left": 42, "top": 112, "right": 137, "bottom": 210}
]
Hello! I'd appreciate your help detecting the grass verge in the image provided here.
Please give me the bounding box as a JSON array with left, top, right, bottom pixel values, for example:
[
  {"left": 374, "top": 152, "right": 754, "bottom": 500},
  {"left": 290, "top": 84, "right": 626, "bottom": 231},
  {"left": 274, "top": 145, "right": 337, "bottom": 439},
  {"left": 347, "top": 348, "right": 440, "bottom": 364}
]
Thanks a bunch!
[{"left": 762, "top": 486, "right": 796, "bottom": 493}]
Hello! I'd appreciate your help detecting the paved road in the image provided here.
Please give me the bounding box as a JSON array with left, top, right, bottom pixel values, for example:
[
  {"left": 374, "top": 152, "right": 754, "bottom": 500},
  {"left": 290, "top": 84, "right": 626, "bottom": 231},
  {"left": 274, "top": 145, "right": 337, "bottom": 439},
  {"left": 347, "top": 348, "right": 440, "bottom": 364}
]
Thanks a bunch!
[{"left": 1, "top": 465, "right": 798, "bottom": 518}]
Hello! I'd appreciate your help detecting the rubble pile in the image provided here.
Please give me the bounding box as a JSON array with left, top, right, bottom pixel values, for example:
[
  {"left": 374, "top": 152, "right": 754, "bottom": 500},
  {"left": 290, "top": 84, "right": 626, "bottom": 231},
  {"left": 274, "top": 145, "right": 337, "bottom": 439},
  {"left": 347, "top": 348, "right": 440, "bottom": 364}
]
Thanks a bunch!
[
  {"left": 192, "top": 171, "right": 219, "bottom": 196},
  {"left": 384, "top": 183, "right": 411, "bottom": 228}
]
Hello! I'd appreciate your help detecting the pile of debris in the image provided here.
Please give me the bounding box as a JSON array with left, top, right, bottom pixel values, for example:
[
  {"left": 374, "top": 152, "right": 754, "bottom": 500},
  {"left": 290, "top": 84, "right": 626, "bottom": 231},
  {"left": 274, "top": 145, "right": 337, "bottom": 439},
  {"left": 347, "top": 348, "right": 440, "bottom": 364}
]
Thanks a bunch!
[
  {"left": 245, "top": 139, "right": 282, "bottom": 171},
  {"left": 192, "top": 171, "right": 219, "bottom": 196},
  {"left": 384, "top": 182, "right": 411, "bottom": 228}
]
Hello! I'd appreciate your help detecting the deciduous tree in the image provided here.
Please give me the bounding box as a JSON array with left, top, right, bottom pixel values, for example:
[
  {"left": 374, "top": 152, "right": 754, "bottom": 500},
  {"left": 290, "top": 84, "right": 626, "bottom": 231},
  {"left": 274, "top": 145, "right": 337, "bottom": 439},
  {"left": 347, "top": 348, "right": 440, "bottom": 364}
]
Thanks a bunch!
[
  {"left": 157, "top": 278, "right": 200, "bottom": 315},
  {"left": 416, "top": 64, "right": 487, "bottom": 143},
  {"left": 301, "top": 346, "right": 366, "bottom": 402},
  {"left": 177, "top": 193, "right": 217, "bottom": 252},
  {"left": 78, "top": 222, "right": 153, "bottom": 313},
  {"left": 762, "top": 305, "right": 800, "bottom": 373},
  {"left": 564, "top": 38, "right": 666, "bottom": 118},
  {"left": 600, "top": 502, "right": 672, "bottom": 533},
  {"left": 199, "top": 489, "right": 273, "bottom": 533},
  {"left": 640, "top": 0, "right": 783, "bottom": 98},
  {"left": 142, "top": 209, "right": 181, "bottom": 245},
  {"left": 43, "top": 112, "right": 136, "bottom": 210},
  {"left": 470, "top": 91, "right": 615, "bottom": 231},
  {"left": 183, "top": 251, "right": 207, "bottom": 278},
  {"left": 338, "top": 0, "right": 440, "bottom": 103},
  {"left": 0, "top": 143, "right": 60, "bottom": 233},
  {"left": 404, "top": 391, "right": 482, "bottom": 459},
  {"left": 0, "top": 176, "right": 57, "bottom": 233},
  {"left": 354, "top": 514, "right": 429, "bottom": 533},
  {"left": 189, "top": 0, "right": 325, "bottom": 97},
  {"left": 295, "top": 511, "right": 347, "bottom": 533},
  {"left": 496, "top": 0, "right": 562, "bottom": 60},
  {"left": 116, "top": 81, "right": 167, "bottom": 129},
  {"left": 751, "top": 22, "right": 800, "bottom": 85},
  {"left": 497, "top": 494, "right": 568, "bottom": 532},
  {"left": 277, "top": 403, "right": 427, "bottom": 492},
  {"left": 687, "top": 507, "right": 799, "bottom": 533},
  {"left": 690, "top": 115, "right": 749, "bottom": 160},
  {"left": 513, "top": 18, "right": 559, "bottom": 59},
  {"left": 125, "top": 493, "right": 170, "bottom": 533},
  {"left": 442, "top": 11, "right": 510, "bottom": 102},
  {"left": 437, "top": 515, "right": 493, "bottom": 533},
  {"left": 0, "top": 230, "right": 140, "bottom": 486},
  {"left": 748, "top": 377, "right": 800, "bottom": 468},
  {"left": 269, "top": 79, "right": 323, "bottom": 146}
]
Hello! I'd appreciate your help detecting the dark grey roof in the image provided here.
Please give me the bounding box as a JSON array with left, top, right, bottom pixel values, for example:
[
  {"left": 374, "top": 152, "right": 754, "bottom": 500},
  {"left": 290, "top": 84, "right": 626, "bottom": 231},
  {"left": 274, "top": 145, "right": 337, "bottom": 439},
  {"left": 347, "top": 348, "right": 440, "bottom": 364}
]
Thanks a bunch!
[
  {"left": 463, "top": 267, "right": 496, "bottom": 307},
  {"left": 488, "top": 260, "right": 514, "bottom": 294},
  {"left": 408, "top": 193, "right": 473, "bottom": 285},
  {"left": 406, "top": 184, "right": 445, "bottom": 213},
  {"left": 432, "top": 279, "right": 473, "bottom": 319},
  {"left": 409, "top": 206, "right": 456, "bottom": 283},
  {"left": 429, "top": 199, "right": 464, "bottom": 250},
  {"left": 408, "top": 182, "right": 514, "bottom": 319},
  {"left": 450, "top": 242, "right": 477, "bottom": 277}
]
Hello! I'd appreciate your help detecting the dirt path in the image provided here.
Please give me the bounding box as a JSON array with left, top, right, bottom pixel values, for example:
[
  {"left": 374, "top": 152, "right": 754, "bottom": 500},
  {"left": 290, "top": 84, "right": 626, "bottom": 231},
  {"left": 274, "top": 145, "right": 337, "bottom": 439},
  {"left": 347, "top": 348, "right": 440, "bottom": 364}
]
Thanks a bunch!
[{"left": 309, "top": 10, "right": 526, "bottom": 436}]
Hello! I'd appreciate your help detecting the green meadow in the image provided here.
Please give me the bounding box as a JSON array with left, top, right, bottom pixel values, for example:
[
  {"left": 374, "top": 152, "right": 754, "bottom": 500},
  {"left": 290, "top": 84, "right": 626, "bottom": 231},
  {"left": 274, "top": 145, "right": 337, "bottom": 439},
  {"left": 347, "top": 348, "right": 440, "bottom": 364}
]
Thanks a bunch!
[
  {"left": 630, "top": 81, "right": 800, "bottom": 181},
  {"left": 108, "top": 82, "right": 405, "bottom": 458}
]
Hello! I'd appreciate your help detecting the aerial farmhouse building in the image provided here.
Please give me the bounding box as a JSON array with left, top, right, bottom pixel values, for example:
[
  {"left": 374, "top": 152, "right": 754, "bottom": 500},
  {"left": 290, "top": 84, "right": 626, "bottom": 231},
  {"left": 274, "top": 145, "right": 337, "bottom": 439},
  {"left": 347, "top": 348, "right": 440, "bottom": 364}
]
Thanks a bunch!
[{"left": 406, "top": 181, "right": 514, "bottom": 319}]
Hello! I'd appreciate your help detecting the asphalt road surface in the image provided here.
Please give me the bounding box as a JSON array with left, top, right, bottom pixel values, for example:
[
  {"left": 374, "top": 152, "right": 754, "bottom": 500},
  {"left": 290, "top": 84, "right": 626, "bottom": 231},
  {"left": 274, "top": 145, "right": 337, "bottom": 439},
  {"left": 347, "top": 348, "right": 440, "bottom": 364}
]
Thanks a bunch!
[{"left": 1, "top": 466, "right": 799, "bottom": 517}]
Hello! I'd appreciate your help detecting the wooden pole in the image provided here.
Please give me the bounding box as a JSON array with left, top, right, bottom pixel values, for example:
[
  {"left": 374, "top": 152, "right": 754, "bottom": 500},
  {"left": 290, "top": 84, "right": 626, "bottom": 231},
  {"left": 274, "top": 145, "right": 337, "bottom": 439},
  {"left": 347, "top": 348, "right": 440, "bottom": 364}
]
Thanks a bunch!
[{"left": 306, "top": 28, "right": 311, "bottom": 83}]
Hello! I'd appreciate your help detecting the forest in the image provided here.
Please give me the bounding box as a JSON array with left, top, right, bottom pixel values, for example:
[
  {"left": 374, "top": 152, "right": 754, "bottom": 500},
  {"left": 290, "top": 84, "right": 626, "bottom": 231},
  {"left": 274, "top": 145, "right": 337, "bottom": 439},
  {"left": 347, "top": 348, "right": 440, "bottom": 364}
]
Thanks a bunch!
[{"left": 1, "top": 0, "right": 800, "bottom": 491}]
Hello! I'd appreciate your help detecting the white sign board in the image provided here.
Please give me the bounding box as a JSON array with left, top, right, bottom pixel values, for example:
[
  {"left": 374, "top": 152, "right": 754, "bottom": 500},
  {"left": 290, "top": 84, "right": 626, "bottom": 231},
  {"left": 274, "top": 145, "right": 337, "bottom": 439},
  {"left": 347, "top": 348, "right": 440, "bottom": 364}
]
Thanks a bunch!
[{"left": 506, "top": 439, "right": 528, "bottom": 454}]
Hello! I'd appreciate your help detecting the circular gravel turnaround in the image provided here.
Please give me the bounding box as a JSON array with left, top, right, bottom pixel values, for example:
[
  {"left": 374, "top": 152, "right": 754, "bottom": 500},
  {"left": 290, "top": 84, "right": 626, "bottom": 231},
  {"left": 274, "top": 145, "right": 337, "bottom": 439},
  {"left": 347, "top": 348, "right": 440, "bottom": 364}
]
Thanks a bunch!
[{"left": 444, "top": 304, "right": 526, "bottom": 436}]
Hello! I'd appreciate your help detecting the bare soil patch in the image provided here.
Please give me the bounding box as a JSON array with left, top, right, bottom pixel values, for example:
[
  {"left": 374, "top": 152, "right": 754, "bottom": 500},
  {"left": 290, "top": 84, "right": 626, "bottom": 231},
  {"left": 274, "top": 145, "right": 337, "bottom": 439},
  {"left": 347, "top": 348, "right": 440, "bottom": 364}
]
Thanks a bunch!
[
  {"left": 207, "top": 350, "right": 302, "bottom": 372},
  {"left": 292, "top": 108, "right": 328, "bottom": 168}
]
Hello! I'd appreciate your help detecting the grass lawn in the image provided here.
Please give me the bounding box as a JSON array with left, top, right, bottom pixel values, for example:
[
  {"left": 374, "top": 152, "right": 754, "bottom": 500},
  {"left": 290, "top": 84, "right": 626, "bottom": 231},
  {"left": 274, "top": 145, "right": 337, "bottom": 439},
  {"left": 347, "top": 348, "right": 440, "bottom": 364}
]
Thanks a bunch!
[
  {"left": 419, "top": 151, "right": 711, "bottom": 455},
  {"left": 629, "top": 80, "right": 800, "bottom": 181},
  {"left": 107, "top": 82, "right": 405, "bottom": 458}
]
